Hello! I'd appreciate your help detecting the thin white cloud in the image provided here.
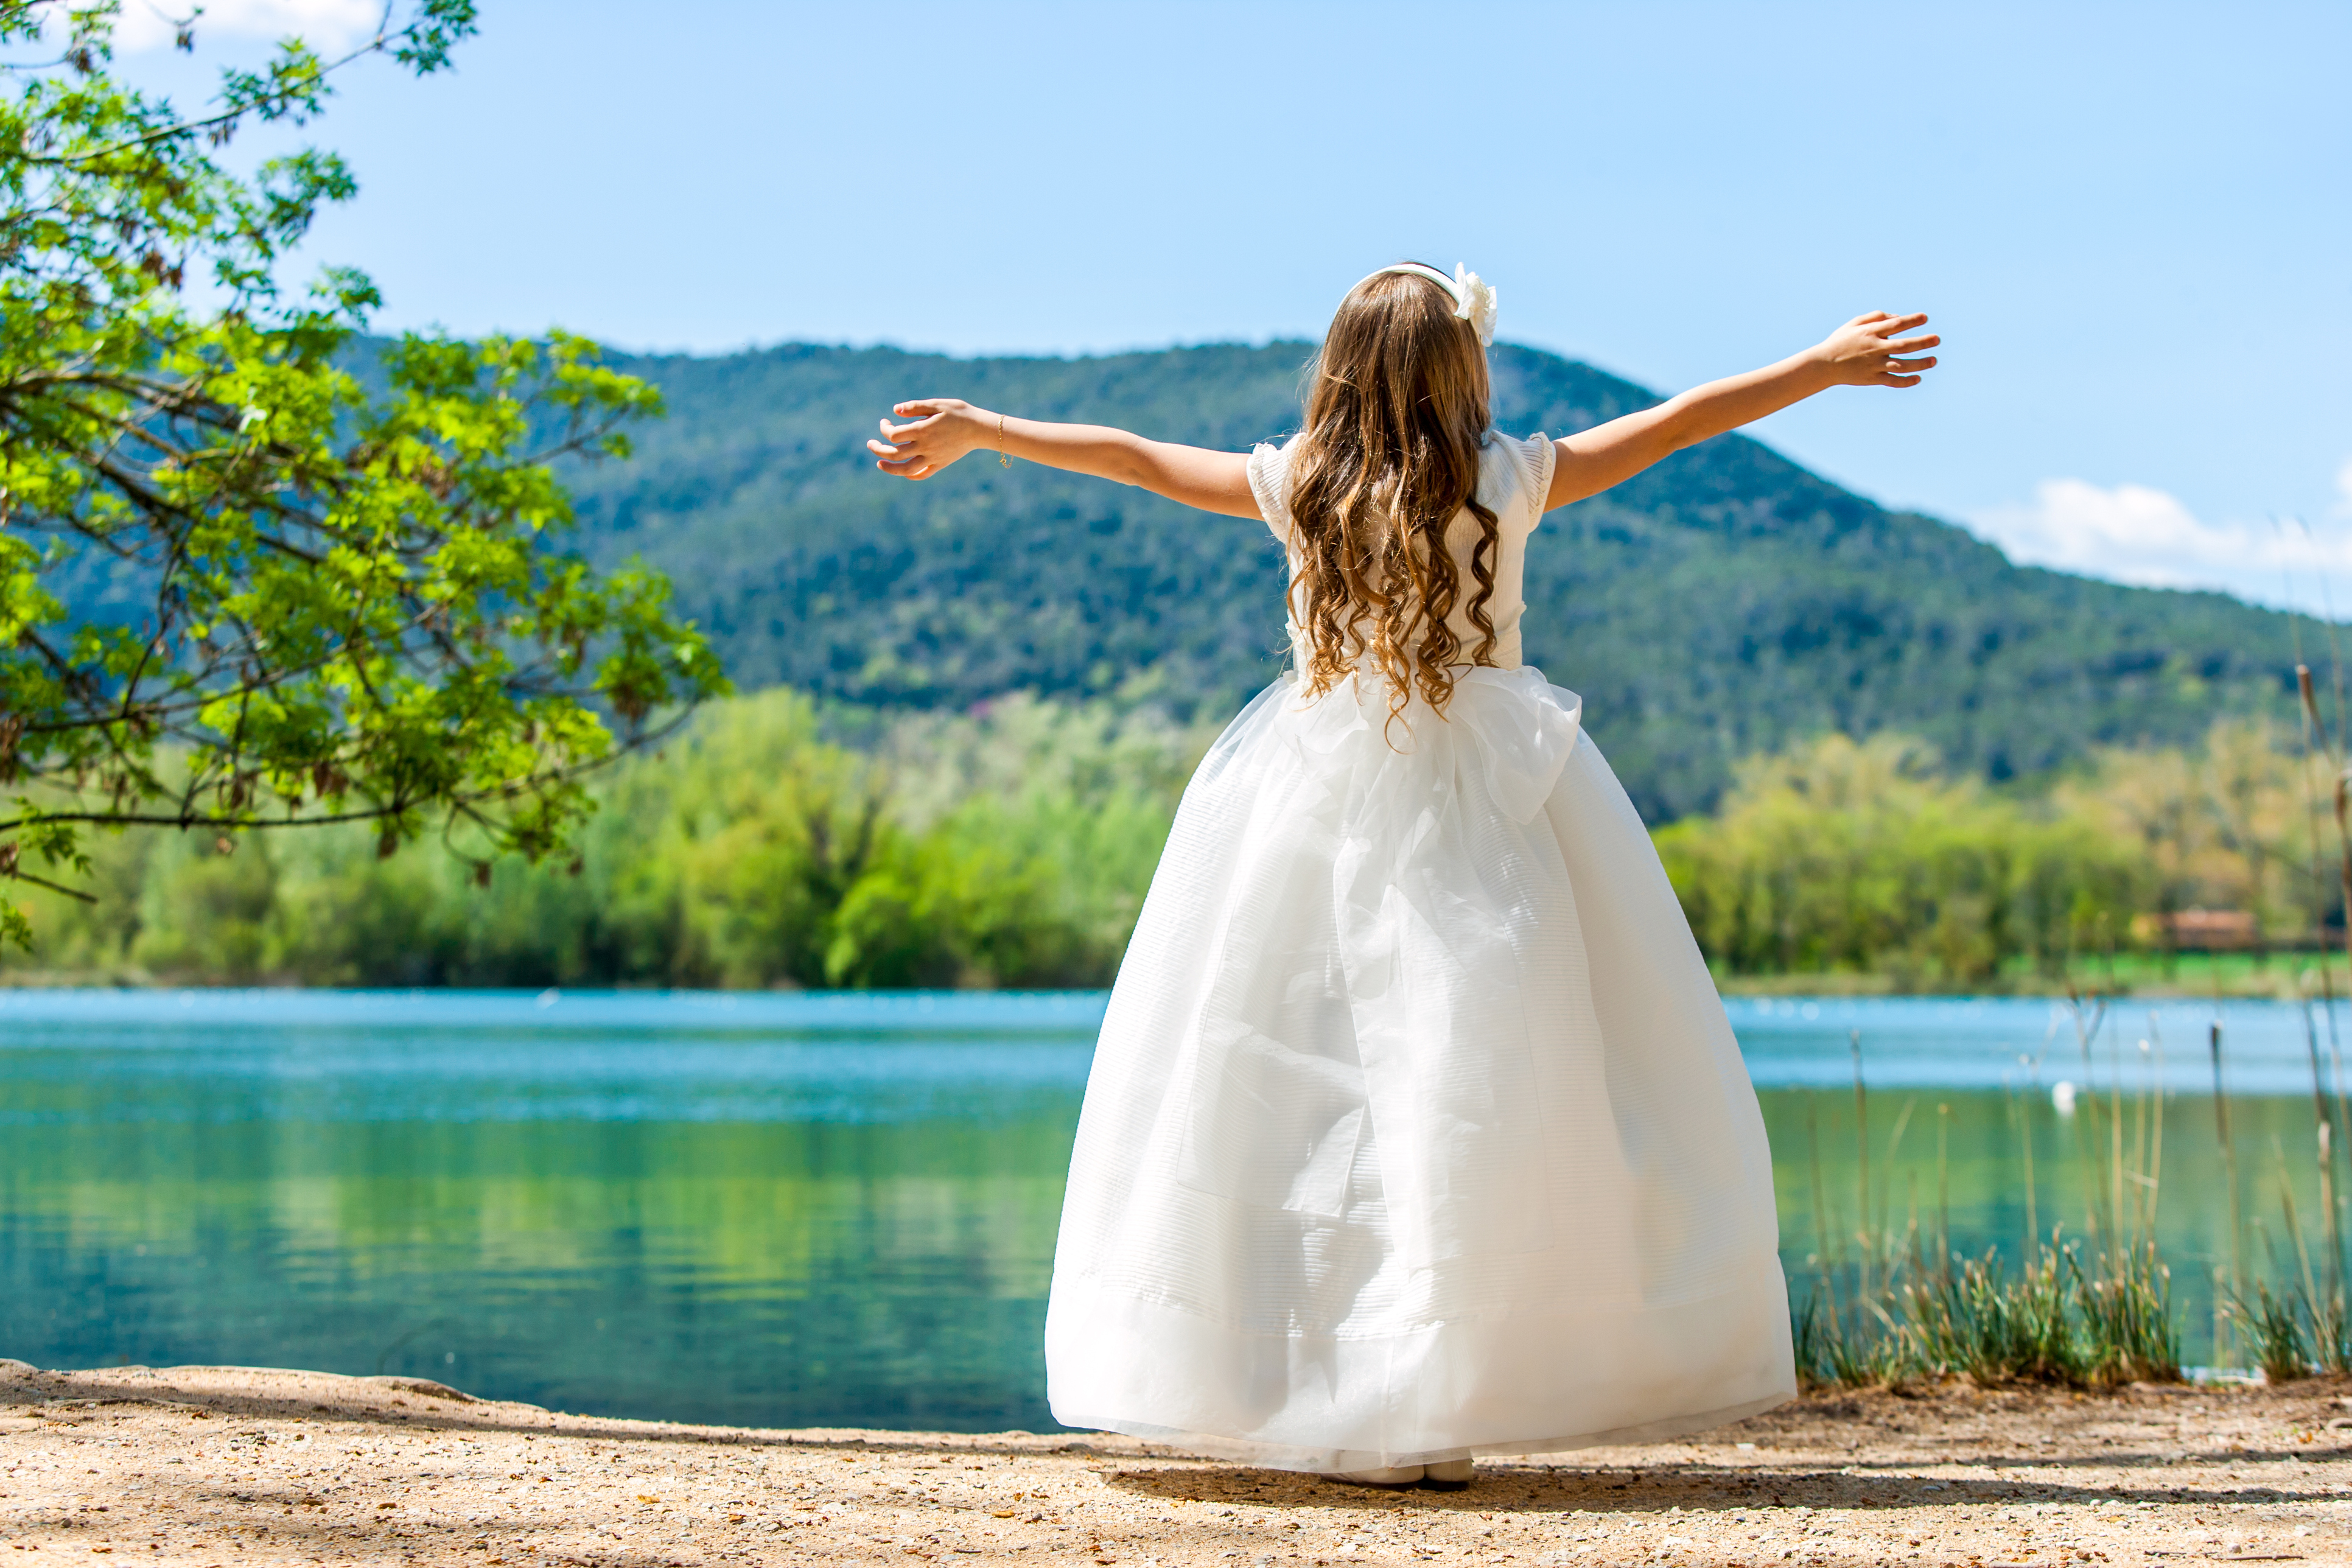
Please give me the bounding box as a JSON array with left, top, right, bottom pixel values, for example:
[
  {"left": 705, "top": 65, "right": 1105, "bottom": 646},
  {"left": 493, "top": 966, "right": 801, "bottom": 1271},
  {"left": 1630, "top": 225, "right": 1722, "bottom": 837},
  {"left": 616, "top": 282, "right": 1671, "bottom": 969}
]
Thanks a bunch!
[
  {"left": 1966, "top": 476, "right": 2352, "bottom": 614},
  {"left": 113, "top": 0, "right": 383, "bottom": 53}
]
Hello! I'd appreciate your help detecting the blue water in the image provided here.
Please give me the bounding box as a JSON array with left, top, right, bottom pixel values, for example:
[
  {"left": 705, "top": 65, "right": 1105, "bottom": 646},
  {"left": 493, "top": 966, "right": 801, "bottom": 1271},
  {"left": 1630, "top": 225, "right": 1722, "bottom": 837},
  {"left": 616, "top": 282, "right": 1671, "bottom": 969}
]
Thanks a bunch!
[
  {"left": 0, "top": 989, "right": 2337, "bottom": 1428},
  {"left": 1720, "top": 993, "right": 2331, "bottom": 1095},
  {"left": 0, "top": 989, "right": 1104, "bottom": 1127}
]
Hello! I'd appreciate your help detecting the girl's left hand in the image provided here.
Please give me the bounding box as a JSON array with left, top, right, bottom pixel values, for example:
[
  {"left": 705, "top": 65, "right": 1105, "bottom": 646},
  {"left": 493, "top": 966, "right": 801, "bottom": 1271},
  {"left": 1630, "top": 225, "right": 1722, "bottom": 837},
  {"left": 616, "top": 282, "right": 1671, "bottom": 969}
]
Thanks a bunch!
[{"left": 867, "top": 398, "right": 991, "bottom": 480}]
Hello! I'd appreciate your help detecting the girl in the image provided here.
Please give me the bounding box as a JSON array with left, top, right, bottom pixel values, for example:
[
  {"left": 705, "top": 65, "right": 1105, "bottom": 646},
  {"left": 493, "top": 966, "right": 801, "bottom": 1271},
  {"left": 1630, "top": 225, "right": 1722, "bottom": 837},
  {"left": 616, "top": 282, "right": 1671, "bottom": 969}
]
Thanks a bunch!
[{"left": 869, "top": 265, "right": 1939, "bottom": 1487}]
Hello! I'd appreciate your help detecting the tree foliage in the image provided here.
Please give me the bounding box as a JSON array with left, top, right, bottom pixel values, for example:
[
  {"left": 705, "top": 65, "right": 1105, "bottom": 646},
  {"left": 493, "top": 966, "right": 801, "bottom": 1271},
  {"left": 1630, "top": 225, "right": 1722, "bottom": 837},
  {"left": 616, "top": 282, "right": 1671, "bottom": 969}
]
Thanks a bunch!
[
  {"left": 0, "top": 688, "right": 1197, "bottom": 989},
  {"left": 1655, "top": 716, "right": 2320, "bottom": 985},
  {"left": 0, "top": 693, "right": 2316, "bottom": 994},
  {"left": 0, "top": 2, "right": 725, "bottom": 946}
]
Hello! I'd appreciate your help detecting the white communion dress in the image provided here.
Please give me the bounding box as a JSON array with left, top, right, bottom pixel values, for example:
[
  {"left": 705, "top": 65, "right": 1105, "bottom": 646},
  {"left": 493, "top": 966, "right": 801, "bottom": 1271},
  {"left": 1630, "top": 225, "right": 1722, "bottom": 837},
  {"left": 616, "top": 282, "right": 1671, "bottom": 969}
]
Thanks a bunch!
[{"left": 1043, "top": 430, "right": 1795, "bottom": 1473}]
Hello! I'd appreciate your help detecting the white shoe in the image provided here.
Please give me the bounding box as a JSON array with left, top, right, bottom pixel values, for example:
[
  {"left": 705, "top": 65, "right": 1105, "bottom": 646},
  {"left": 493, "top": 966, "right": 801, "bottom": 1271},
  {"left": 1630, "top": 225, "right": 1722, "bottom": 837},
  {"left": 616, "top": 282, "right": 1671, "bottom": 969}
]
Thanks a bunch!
[
  {"left": 1421, "top": 1458, "right": 1474, "bottom": 1489},
  {"left": 1324, "top": 1464, "right": 1423, "bottom": 1487}
]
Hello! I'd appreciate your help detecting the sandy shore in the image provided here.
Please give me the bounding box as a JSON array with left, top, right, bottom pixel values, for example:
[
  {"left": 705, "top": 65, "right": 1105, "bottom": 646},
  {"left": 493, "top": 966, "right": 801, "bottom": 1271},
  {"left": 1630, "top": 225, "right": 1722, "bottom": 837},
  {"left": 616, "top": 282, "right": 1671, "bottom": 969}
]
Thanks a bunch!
[{"left": 2, "top": 1359, "right": 2348, "bottom": 1566}]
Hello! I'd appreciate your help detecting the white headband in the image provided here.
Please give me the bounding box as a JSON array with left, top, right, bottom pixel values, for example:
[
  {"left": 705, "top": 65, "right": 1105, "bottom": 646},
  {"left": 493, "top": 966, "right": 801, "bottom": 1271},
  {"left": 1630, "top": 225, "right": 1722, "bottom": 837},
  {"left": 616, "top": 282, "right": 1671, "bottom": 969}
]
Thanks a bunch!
[{"left": 1353, "top": 262, "right": 1499, "bottom": 347}]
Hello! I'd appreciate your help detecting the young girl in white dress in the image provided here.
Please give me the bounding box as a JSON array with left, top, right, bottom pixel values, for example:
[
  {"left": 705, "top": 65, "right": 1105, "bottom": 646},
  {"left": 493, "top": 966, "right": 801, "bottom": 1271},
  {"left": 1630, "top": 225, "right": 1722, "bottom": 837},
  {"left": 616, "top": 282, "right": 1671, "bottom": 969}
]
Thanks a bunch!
[{"left": 869, "top": 265, "right": 1939, "bottom": 1488}]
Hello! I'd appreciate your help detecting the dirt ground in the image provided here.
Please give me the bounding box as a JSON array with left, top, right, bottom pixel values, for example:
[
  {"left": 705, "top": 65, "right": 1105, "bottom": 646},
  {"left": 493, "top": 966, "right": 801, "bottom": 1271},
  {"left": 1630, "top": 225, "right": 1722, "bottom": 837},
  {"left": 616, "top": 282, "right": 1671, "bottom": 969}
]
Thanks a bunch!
[{"left": 2, "top": 1359, "right": 2348, "bottom": 1566}]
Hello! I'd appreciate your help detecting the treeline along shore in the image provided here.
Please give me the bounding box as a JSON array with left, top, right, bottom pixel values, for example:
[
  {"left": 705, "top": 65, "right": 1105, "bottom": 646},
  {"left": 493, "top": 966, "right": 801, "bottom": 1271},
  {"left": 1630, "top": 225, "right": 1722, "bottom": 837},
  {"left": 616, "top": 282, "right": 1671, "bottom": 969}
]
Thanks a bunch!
[
  {"left": 19, "top": 334, "right": 2336, "bottom": 992},
  {"left": 0, "top": 687, "right": 2328, "bottom": 995}
]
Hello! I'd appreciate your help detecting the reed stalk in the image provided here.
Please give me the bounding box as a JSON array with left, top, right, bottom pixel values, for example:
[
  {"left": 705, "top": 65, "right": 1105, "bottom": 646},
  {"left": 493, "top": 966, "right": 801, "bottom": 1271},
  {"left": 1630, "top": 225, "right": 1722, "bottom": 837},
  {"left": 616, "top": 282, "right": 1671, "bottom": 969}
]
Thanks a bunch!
[
  {"left": 2109, "top": 1022, "right": 2126, "bottom": 1265},
  {"left": 2272, "top": 1147, "right": 2320, "bottom": 1377},
  {"left": 2292, "top": 658, "right": 2352, "bottom": 1122},
  {"left": 2213, "top": 1262, "right": 2230, "bottom": 1375},
  {"left": 2299, "top": 993, "right": 2347, "bottom": 1335},
  {"left": 2138, "top": 1024, "right": 2165, "bottom": 1255},
  {"left": 2210, "top": 1021, "right": 2245, "bottom": 1324},
  {"left": 2013, "top": 1074, "right": 2040, "bottom": 1262},
  {"left": 2064, "top": 993, "right": 2115, "bottom": 1260},
  {"left": 2295, "top": 621, "right": 2352, "bottom": 1370},
  {"left": 1852, "top": 1028, "right": 1871, "bottom": 1308},
  {"left": 1803, "top": 1094, "right": 1842, "bottom": 1359},
  {"left": 1936, "top": 1102, "right": 1952, "bottom": 1282},
  {"left": 1884, "top": 1095, "right": 1918, "bottom": 1250}
]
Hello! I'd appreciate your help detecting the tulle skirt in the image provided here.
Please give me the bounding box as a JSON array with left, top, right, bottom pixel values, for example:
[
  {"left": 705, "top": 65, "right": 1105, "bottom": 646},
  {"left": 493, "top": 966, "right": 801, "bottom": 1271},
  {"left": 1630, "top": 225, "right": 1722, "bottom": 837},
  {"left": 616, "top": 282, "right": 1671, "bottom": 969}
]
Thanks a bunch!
[{"left": 1043, "top": 666, "right": 1794, "bottom": 1472}]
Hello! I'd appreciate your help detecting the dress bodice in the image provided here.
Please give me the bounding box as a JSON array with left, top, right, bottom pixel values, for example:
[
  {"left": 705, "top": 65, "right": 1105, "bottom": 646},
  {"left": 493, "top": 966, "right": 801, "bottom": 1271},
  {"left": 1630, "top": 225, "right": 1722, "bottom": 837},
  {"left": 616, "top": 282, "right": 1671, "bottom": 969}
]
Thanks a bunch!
[{"left": 1244, "top": 431, "right": 1557, "bottom": 674}]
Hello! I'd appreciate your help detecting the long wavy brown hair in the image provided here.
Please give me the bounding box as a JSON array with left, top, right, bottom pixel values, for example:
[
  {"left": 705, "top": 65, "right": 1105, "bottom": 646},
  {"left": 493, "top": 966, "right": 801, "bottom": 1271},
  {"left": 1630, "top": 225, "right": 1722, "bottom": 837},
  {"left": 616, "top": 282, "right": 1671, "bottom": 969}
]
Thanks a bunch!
[{"left": 1286, "top": 266, "right": 1499, "bottom": 727}]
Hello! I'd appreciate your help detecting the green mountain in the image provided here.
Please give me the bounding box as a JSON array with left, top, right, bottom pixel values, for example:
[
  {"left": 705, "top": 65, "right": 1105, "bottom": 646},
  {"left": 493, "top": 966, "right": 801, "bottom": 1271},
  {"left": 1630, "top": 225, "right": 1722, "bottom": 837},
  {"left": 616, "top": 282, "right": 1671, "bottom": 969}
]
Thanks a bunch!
[{"left": 557, "top": 340, "right": 2294, "bottom": 822}]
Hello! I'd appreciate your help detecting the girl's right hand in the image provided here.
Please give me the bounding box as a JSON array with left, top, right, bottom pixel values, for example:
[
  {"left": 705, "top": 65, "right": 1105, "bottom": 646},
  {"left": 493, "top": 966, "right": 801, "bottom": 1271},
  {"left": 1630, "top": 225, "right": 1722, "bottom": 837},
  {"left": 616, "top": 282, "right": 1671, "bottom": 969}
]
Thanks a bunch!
[{"left": 867, "top": 398, "right": 992, "bottom": 480}]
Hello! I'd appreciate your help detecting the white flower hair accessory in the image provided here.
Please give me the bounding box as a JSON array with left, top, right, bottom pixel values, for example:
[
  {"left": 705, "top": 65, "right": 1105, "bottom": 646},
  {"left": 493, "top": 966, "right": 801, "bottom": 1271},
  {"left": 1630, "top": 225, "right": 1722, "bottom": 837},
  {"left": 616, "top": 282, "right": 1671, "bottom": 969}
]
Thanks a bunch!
[
  {"left": 1355, "top": 261, "right": 1499, "bottom": 347},
  {"left": 1449, "top": 264, "right": 1499, "bottom": 347}
]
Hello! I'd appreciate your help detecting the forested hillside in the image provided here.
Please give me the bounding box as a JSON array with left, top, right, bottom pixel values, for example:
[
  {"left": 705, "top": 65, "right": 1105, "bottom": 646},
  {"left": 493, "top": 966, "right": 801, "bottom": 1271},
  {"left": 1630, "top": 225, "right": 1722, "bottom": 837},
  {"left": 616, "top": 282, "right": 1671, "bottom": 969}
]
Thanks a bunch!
[{"left": 550, "top": 340, "right": 2292, "bottom": 821}]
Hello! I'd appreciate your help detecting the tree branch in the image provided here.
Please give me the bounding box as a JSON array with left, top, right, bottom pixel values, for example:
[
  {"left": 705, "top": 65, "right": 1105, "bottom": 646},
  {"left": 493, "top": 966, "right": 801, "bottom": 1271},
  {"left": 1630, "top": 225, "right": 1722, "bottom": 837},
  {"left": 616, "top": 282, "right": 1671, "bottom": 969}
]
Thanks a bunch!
[
  {"left": 19, "top": 24, "right": 435, "bottom": 170},
  {"left": 0, "top": 864, "right": 98, "bottom": 903}
]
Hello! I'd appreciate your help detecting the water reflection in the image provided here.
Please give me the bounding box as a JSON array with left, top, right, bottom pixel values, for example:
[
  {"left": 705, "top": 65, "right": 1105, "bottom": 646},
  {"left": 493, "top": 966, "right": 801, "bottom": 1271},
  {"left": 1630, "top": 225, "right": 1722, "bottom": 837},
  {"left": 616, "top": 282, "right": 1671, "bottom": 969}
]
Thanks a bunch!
[{"left": 0, "top": 989, "right": 2335, "bottom": 1428}]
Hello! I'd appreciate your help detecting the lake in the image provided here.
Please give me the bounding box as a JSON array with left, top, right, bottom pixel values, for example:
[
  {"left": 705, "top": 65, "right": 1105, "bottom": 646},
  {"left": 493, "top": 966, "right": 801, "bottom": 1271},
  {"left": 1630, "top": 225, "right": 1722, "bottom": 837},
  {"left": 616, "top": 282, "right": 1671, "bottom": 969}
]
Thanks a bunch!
[{"left": 0, "top": 989, "right": 2339, "bottom": 1432}]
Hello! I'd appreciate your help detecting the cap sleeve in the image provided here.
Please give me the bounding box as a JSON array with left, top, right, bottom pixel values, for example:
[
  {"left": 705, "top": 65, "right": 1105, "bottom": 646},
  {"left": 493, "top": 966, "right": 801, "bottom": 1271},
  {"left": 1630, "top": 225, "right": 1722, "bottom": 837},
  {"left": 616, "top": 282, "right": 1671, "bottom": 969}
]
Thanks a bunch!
[
  {"left": 1475, "top": 430, "right": 1556, "bottom": 533},
  {"left": 1247, "top": 438, "right": 1297, "bottom": 546},
  {"left": 1513, "top": 432, "right": 1556, "bottom": 528}
]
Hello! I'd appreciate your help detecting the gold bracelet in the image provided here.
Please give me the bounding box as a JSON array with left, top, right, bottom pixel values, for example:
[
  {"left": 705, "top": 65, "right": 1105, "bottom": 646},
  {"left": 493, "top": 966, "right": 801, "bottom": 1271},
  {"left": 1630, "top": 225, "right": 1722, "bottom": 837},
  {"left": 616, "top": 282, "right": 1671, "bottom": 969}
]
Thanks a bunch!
[{"left": 998, "top": 410, "right": 1010, "bottom": 467}]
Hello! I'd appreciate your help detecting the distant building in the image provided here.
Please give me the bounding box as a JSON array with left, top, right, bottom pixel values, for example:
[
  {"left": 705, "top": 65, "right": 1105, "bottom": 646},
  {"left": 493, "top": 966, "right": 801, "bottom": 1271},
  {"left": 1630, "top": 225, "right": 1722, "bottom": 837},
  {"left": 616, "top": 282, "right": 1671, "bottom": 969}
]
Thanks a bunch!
[{"left": 2127, "top": 908, "right": 2258, "bottom": 950}]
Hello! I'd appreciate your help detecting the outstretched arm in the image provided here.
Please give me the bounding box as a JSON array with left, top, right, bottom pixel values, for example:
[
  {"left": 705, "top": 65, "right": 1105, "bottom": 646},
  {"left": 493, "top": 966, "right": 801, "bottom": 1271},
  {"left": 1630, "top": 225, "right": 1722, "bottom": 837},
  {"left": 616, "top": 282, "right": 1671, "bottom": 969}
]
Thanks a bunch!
[
  {"left": 1545, "top": 312, "right": 1941, "bottom": 511},
  {"left": 867, "top": 399, "right": 1262, "bottom": 520}
]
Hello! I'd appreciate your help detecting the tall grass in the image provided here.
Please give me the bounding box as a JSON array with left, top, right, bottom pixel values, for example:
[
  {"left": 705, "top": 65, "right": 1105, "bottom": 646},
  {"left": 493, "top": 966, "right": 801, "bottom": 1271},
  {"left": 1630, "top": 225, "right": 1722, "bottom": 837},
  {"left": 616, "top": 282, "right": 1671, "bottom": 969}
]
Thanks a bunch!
[
  {"left": 1790, "top": 617, "right": 2352, "bottom": 1388},
  {"left": 1793, "top": 995, "right": 2352, "bottom": 1388},
  {"left": 1794, "top": 1000, "right": 2182, "bottom": 1390}
]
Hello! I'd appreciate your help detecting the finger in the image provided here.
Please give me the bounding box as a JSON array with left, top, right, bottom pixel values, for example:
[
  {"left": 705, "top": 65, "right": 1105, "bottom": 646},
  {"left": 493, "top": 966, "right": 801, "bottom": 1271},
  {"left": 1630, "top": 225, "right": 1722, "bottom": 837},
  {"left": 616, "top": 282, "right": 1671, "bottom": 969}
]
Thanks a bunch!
[
  {"left": 1874, "top": 372, "right": 1923, "bottom": 388},
  {"left": 1886, "top": 355, "right": 1937, "bottom": 372},
  {"left": 866, "top": 438, "right": 899, "bottom": 457},
  {"left": 1886, "top": 333, "right": 1941, "bottom": 353},
  {"left": 1852, "top": 311, "right": 1893, "bottom": 326},
  {"left": 892, "top": 400, "right": 949, "bottom": 420}
]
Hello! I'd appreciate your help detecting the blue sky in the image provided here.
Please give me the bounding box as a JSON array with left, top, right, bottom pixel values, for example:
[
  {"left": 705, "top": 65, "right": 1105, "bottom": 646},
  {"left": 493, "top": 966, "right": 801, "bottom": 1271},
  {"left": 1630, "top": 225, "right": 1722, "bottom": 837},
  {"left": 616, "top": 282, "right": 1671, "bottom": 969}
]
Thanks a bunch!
[{"left": 105, "top": 0, "right": 2352, "bottom": 612}]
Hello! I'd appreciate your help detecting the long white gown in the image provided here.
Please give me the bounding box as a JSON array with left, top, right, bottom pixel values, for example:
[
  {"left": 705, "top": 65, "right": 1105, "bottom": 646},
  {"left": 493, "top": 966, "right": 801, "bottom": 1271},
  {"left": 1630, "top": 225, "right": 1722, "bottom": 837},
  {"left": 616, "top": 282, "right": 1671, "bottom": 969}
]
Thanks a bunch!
[{"left": 1043, "top": 431, "right": 1795, "bottom": 1474}]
